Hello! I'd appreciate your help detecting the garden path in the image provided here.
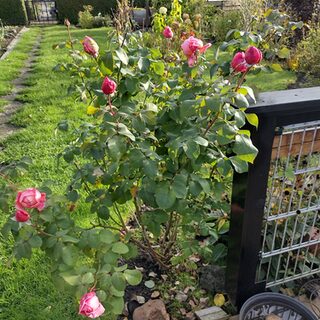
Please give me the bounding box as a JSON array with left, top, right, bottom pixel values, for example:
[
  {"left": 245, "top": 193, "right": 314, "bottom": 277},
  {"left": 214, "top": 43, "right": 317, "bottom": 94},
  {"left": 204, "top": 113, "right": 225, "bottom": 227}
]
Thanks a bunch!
[{"left": 0, "top": 31, "right": 43, "bottom": 141}]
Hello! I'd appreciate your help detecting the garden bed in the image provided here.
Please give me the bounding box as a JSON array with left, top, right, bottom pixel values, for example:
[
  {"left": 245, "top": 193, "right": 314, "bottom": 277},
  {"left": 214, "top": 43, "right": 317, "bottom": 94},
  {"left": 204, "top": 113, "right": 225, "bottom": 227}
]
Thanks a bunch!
[{"left": 0, "top": 25, "right": 23, "bottom": 58}]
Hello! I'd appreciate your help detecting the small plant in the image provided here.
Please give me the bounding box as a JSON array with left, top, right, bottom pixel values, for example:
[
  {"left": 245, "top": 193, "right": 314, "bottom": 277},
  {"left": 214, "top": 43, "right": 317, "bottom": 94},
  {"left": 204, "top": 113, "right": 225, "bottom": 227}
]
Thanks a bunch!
[{"left": 79, "top": 5, "right": 94, "bottom": 29}]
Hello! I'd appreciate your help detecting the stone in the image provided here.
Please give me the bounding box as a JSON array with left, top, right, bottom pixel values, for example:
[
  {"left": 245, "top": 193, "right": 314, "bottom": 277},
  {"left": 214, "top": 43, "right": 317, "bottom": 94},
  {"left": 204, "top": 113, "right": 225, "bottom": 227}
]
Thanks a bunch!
[
  {"left": 136, "top": 295, "right": 146, "bottom": 304},
  {"left": 195, "top": 306, "right": 228, "bottom": 320},
  {"left": 199, "top": 265, "right": 226, "bottom": 293},
  {"left": 133, "top": 299, "right": 170, "bottom": 320},
  {"left": 151, "top": 291, "right": 160, "bottom": 299},
  {"left": 175, "top": 292, "right": 188, "bottom": 303}
]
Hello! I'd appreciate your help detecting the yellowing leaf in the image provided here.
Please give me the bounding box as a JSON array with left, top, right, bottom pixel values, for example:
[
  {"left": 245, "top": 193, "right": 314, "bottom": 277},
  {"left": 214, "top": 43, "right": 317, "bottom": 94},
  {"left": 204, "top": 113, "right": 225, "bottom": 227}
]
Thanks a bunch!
[
  {"left": 87, "top": 105, "right": 99, "bottom": 115},
  {"left": 214, "top": 293, "right": 225, "bottom": 307},
  {"left": 271, "top": 64, "right": 283, "bottom": 72}
]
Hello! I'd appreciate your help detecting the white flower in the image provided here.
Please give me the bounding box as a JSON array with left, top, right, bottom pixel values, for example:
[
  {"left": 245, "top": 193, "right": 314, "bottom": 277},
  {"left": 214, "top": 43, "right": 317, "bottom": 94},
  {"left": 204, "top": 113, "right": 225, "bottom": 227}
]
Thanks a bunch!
[{"left": 159, "top": 7, "right": 167, "bottom": 15}]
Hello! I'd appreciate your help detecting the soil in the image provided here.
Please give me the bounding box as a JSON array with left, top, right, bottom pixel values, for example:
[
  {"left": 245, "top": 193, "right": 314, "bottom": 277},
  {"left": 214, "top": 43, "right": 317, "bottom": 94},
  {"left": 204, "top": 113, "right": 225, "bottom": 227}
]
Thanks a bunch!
[{"left": 118, "top": 252, "right": 162, "bottom": 319}]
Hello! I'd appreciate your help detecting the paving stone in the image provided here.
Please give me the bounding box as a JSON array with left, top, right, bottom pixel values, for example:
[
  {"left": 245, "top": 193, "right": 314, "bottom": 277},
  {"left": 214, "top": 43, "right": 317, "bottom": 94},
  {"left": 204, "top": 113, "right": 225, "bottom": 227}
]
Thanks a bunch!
[{"left": 195, "top": 306, "right": 229, "bottom": 320}]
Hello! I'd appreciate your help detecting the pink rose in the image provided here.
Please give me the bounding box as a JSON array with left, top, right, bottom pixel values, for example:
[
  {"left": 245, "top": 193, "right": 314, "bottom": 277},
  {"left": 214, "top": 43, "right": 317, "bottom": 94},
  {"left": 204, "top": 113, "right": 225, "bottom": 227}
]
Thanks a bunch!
[
  {"left": 102, "top": 76, "right": 117, "bottom": 95},
  {"left": 181, "top": 36, "right": 211, "bottom": 67},
  {"left": 83, "top": 36, "right": 99, "bottom": 58},
  {"left": 16, "top": 188, "right": 46, "bottom": 212},
  {"left": 163, "top": 26, "right": 173, "bottom": 39},
  {"left": 231, "top": 52, "right": 248, "bottom": 73},
  {"left": 15, "top": 209, "right": 30, "bottom": 222},
  {"left": 79, "top": 292, "right": 105, "bottom": 319},
  {"left": 245, "top": 46, "right": 263, "bottom": 65}
]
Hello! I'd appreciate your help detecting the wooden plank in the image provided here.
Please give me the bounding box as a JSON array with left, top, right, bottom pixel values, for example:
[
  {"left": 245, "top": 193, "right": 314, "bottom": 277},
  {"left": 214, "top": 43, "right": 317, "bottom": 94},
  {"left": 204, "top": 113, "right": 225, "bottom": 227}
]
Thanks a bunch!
[{"left": 271, "top": 129, "right": 320, "bottom": 159}]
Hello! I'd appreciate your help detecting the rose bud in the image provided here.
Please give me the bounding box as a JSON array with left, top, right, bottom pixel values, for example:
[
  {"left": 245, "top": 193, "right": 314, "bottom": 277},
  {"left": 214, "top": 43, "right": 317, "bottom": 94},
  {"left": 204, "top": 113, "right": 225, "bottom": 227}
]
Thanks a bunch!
[
  {"left": 181, "top": 36, "right": 211, "bottom": 67},
  {"left": 64, "top": 18, "right": 71, "bottom": 27},
  {"left": 15, "top": 209, "right": 30, "bottom": 222},
  {"left": 163, "top": 26, "right": 173, "bottom": 39},
  {"left": 82, "top": 36, "right": 99, "bottom": 58},
  {"left": 245, "top": 46, "right": 263, "bottom": 65},
  {"left": 16, "top": 188, "right": 46, "bottom": 212},
  {"left": 231, "top": 52, "right": 248, "bottom": 73},
  {"left": 101, "top": 76, "right": 117, "bottom": 95},
  {"left": 79, "top": 292, "right": 105, "bottom": 319}
]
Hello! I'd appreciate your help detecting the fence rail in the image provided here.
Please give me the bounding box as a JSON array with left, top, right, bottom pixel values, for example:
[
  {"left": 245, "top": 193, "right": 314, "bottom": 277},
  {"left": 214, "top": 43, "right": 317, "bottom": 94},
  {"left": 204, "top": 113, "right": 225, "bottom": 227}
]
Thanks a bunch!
[{"left": 226, "top": 86, "right": 320, "bottom": 308}]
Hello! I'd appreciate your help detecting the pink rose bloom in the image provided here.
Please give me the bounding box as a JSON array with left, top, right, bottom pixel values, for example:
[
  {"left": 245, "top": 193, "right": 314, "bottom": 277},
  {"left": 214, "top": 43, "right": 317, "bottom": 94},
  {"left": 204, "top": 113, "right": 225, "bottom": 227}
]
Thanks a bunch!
[
  {"left": 79, "top": 292, "right": 105, "bottom": 319},
  {"left": 231, "top": 52, "right": 248, "bottom": 73},
  {"left": 181, "top": 36, "right": 211, "bottom": 67},
  {"left": 83, "top": 36, "right": 99, "bottom": 58},
  {"left": 15, "top": 209, "right": 30, "bottom": 222},
  {"left": 102, "top": 76, "right": 117, "bottom": 95},
  {"left": 16, "top": 188, "right": 46, "bottom": 212},
  {"left": 245, "top": 46, "right": 263, "bottom": 65},
  {"left": 163, "top": 26, "right": 173, "bottom": 39}
]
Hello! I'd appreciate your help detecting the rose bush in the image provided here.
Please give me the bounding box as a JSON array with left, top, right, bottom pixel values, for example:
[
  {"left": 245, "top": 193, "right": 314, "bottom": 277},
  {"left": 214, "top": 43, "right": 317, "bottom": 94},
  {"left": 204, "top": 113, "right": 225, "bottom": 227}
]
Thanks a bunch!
[{"left": 0, "top": 8, "right": 296, "bottom": 319}]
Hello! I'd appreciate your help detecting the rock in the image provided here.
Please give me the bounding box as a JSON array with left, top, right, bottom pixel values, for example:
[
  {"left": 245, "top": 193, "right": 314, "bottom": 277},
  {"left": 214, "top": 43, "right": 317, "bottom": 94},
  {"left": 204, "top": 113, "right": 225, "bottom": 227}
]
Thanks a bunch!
[
  {"left": 133, "top": 299, "right": 170, "bottom": 320},
  {"left": 136, "top": 295, "right": 146, "bottom": 304},
  {"left": 176, "top": 292, "right": 188, "bottom": 303},
  {"left": 199, "top": 265, "right": 226, "bottom": 294},
  {"left": 151, "top": 291, "right": 160, "bottom": 299}
]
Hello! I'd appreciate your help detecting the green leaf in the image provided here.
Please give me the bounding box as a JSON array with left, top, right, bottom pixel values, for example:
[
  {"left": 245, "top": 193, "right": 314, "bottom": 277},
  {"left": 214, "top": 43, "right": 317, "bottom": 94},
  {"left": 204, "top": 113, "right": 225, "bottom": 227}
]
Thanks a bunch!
[
  {"left": 271, "top": 63, "right": 283, "bottom": 72},
  {"left": 61, "top": 273, "right": 81, "bottom": 286},
  {"left": 98, "top": 206, "right": 110, "bottom": 220},
  {"left": 194, "top": 136, "right": 208, "bottom": 147},
  {"left": 111, "top": 296, "right": 125, "bottom": 315},
  {"left": 229, "top": 156, "right": 248, "bottom": 173},
  {"left": 61, "top": 235, "right": 79, "bottom": 244},
  {"left": 29, "top": 235, "right": 43, "bottom": 248},
  {"left": 245, "top": 113, "right": 259, "bottom": 128},
  {"left": 234, "top": 93, "right": 249, "bottom": 108},
  {"left": 233, "top": 134, "right": 258, "bottom": 164},
  {"left": 117, "top": 123, "right": 135, "bottom": 141},
  {"left": 184, "top": 140, "right": 200, "bottom": 160},
  {"left": 61, "top": 246, "right": 78, "bottom": 266},
  {"left": 172, "top": 174, "right": 188, "bottom": 199},
  {"left": 144, "top": 280, "right": 155, "bottom": 288},
  {"left": 100, "top": 51, "right": 114, "bottom": 73},
  {"left": 278, "top": 47, "right": 290, "bottom": 59},
  {"left": 100, "top": 229, "right": 115, "bottom": 244},
  {"left": 152, "top": 61, "right": 165, "bottom": 76},
  {"left": 212, "top": 243, "right": 227, "bottom": 262},
  {"left": 115, "top": 48, "right": 129, "bottom": 65},
  {"left": 123, "top": 269, "right": 142, "bottom": 286},
  {"left": 82, "top": 272, "right": 95, "bottom": 284},
  {"left": 112, "top": 242, "right": 129, "bottom": 254},
  {"left": 111, "top": 272, "right": 126, "bottom": 291},
  {"left": 155, "top": 182, "right": 176, "bottom": 210},
  {"left": 138, "top": 57, "right": 150, "bottom": 73},
  {"left": 143, "top": 159, "right": 158, "bottom": 178},
  {"left": 108, "top": 135, "right": 127, "bottom": 161}
]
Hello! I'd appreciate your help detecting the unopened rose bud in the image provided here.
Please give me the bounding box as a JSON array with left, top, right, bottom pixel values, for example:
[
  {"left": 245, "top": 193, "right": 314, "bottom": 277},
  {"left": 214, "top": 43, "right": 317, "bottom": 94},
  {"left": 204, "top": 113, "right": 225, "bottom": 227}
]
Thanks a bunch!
[
  {"left": 245, "top": 46, "right": 263, "bottom": 65},
  {"left": 163, "top": 26, "right": 173, "bottom": 39},
  {"left": 231, "top": 52, "right": 248, "bottom": 73},
  {"left": 64, "top": 18, "right": 71, "bottom": 27},
  {"left": 101, "top": 76, "right": 117, "bottom": 95},
  {"left": 183, "top": 13, "right": 190, "bottom": 20},
  {"left": 82, "top": 36, "right": 99, "bottom": 58},
  {"left": 15, "top": 209, "right": 30, "bottom": 222}
]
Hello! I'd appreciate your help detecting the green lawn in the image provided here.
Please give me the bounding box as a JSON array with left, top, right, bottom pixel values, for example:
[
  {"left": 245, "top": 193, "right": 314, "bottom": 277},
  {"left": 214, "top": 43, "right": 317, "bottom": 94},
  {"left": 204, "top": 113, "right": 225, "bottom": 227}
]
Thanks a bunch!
[{"left": 0, "top": 25, "right": 298, "bottom": 320}]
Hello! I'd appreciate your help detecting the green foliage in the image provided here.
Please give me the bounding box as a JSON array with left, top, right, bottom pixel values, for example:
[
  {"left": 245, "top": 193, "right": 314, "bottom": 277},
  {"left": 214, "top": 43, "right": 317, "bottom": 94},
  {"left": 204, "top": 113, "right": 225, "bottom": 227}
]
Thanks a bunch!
[
  {"left": 204, "top": 9, "right": 242, "bottom": 42},
  {"left": 79, "top": 5, "right": 94, "bottom": 29},
  {"left": 56, "top": 0, "right": 117, "bottom": 24},
  {"left": 0, "top": 0, "right": 28, "bottom": 25},
  {"left": 296, "top": 28, "right": 320, "bottom": 80}
]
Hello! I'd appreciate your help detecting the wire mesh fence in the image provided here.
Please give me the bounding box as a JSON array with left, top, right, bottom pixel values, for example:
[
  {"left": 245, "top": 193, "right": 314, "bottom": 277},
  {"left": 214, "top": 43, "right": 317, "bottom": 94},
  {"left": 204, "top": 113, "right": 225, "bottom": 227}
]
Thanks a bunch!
[
  {"left": 257, "top": 121, "right": 320, "bottom": 288},
  {"left": 226, "top": 87, "right": 320, "bottom": 308}
]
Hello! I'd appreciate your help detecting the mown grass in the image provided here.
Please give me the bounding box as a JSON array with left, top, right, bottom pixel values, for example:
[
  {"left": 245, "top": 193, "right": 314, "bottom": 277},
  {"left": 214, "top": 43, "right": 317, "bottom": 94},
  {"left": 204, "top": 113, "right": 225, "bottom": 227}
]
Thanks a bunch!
[
  {"left": 0, "top": 25, "right": 130, "bottom": 320},
  {"left": 0, "top": 25, "right": 298, "bottom": 320}
]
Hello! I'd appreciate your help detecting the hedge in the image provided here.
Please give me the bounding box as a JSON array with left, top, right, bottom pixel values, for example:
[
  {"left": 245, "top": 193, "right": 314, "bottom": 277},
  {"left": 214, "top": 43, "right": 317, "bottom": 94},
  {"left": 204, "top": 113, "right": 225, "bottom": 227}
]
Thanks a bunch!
[
  {"left": 0, "top": 0, "right": 28, "bottom": 25},
  {"left": 56, "top": 0, "right": 148, "bottom": 24}
]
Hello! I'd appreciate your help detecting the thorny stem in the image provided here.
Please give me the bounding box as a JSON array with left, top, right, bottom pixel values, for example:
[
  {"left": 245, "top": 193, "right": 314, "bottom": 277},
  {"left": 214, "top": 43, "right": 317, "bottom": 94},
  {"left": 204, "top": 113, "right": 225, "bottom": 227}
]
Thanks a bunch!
[
  {"left": 204, "top": 110, "right": 221, "bottom": 136},
  {"left": 108, "top": 95, "right": 116, "bottom": 116}
]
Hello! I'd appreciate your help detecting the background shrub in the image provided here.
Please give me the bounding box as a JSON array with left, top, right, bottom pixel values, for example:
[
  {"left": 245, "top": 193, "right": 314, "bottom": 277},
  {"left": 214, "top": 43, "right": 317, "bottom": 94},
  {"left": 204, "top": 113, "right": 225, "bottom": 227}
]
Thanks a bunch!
[
  {"left": 79, "top": 5, "right": 94, "bottom": 29},
  {"left": 56, "top": 0, "right": 117, "bottom": 24},
  {"left": 0, "top": 0, "right": 28, "bottom": 25}
]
